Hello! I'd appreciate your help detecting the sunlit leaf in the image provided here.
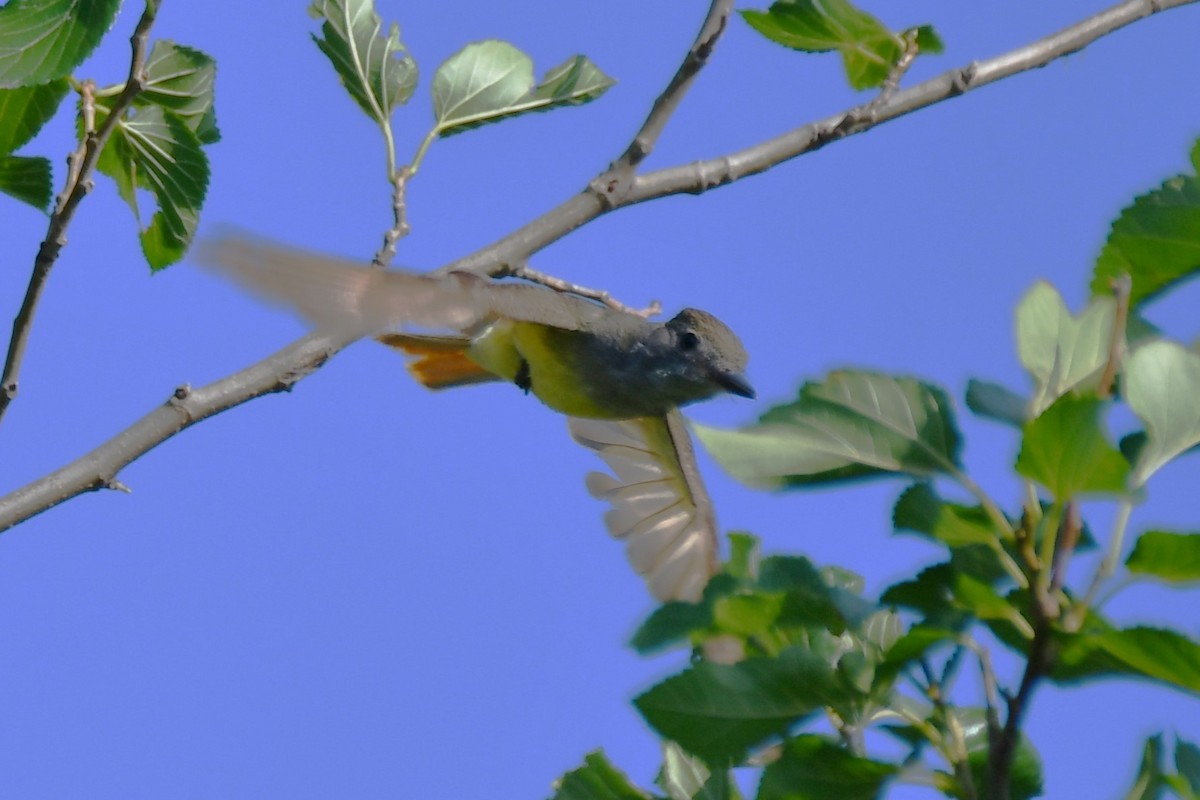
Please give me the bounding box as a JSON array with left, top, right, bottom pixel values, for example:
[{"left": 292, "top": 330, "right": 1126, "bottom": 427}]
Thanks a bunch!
[
  {"left": 1124, "top": 340, "right": 1200, "bottom": 486},
  {"left": 94, "top": 103, "right": 209, "bottom": 269},
  {"left": 1126, "top": 531, "right": 1200, "bottom": 584},
  {"left": 1015, "top": 395, "right": 1130, "bottom": 499},
  {"left": 1016, "top": 281, "right": 1116, "bottom": 418},
  {"left": 138, "top": 41, "right": 219, "bottom": 143},
  {"left": 0, "top": 154, "right": 51, "bottom": 210},
  {"left": 0, "top": 79, "right": 68, "bottom": 154},
  {"left": 633, "top": 647, "right": 852, "bottom": 762},
  {"left": 0, "top": 0, "right": 120, "bottom": 88},
  {"left": 1056, "top": 625, "right": 1200, "bottom": 693},
  {"left": 551, "top": 751, "right": 651, "bottom": 800},
  {"left": 310, "top": 0, "right": 418, "bottom": 122},
  {"left": 658, "top": 742, "right": 739, "bottom": 800},
  {"left": 893, "top": 483, "right": 997, "bottom": 548},
  {"left": 695, "top": 371, "right": 960, "bottom": 489},
  {"left": 432, "top": 41, "right": 613, "bottom": 137},
  {"left": 1091, "top": 138, "right": 1200, "bottom": 308},
  {"left": 757, "top": 734, "right": 897, "bottom": 800},
  {"left": 741, "top": 0, "right": 941, "bottom": 91}
]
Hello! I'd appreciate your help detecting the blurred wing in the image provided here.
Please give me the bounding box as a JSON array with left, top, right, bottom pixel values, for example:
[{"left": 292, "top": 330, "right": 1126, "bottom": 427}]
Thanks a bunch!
[
  {"left": 198, "top": 234, "right": 607, "bottom": 336},
  {"left": 568, "top": 409, "right": 718, "bottom": 603}
]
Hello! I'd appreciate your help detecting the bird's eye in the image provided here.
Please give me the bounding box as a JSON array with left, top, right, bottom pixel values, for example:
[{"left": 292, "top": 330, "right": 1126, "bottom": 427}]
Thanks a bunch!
[{"left": 678, "top": 331, "right": 700, "bottom": 351}]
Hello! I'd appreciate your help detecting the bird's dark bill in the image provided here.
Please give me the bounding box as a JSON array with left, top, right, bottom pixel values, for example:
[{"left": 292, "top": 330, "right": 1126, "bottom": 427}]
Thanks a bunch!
[{"left": 715, "top": 371, "right": 755, "bottom": 399}]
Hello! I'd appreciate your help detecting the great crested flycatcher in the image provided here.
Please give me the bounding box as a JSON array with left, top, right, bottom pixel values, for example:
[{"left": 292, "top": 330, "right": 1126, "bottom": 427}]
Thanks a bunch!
[{"left": 200, "top": 237, "right": 754, "bottom": 601}]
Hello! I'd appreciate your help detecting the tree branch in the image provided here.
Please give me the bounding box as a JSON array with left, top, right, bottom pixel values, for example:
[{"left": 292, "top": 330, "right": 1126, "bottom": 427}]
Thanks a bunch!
[
  {"left": 0, "top": 333, "right": 345, "bottom": 532},
  {"left": 0, "top": 0, "right": 1194, "bottom": 530},
  {"left": 0, "top": 0, "right": 161, "bottom": 428}
]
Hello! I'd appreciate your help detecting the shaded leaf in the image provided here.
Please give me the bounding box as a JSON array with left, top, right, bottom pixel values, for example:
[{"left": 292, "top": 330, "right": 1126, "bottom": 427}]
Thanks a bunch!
[
  {"left": 695, "top": 371, "right": 960, "bottom": 489},
  {"left": 740, "top": 0, "right": 940, "bottom": 91},
  {"left": 310, "top": 0, "right": 417, "bottom": 122},
  {"left": 1092, "top": 139, "right": 1200, "bottom": 308},
  {"left": 950, "top": 573, "right": 1030, "bottom": 635},
  {"left": 633, "top": 648, "right": 852, "bottom": 762},
  {"left": 759, "top": 556, "right": 876, "bottom": 631},
  {"left": 873, "top": 624, "right": 955, "bottom": 689},
  {"left": 1124, "top": 735, "right": 1166, "bottom": 800},
  {"left": 552, "top": 751, "right": 651, "bottom": 800},
  {"left": 1126, "top": 531, "right": 1200, "bottom": 584},
  {"left": 94, "top": 103, "right": 209, "bottom": 269},
  {"left": 1015, "top": 394, "right": 1129, "bottom": 499},
  {"left": 631, "top": 598, "right": 715, "bottom": 656},
  {"left": 757, "top": 734, "right": 897, "bottom": 800},
  {"left": 0, "top": 79, "right": 69, "bottom": 154},
  {"left": 433, "top": 42, "right": 613, "bottom": 137},
  {"left": 1016, "top": 281, "right": 1116, "bottom": 418},
  {"left": 1179, "top": 737, "right": 1200, "bottom": 796},
  {"left": 138, "top": 40, "right": 219, "bottom": 143},
  {"left": 893, "top": 483, "right": 997, "bottom": 548},
  {"left": 0, "top": 0, "right": 120, "bottom": 88},
  {"left": 965, "top": 378, "right": 1027, "bottom": 428},
  {"left": 1124, "top": 340, "right": 1200, "bottom": 486},
  {"left": 0, "top": 153, "right": 51, "bottom": 210}
]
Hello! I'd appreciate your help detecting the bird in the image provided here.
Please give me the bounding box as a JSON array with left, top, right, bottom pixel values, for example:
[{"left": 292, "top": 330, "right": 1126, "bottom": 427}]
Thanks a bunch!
[{"left": 198, "top": 236, "right": 754, "bottom": 601}]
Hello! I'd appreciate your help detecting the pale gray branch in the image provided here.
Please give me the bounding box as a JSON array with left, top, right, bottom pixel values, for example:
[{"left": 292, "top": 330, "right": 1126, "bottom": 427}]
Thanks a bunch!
[{"left": 1, "top": 0, "right": 1193, "bottom": 531}]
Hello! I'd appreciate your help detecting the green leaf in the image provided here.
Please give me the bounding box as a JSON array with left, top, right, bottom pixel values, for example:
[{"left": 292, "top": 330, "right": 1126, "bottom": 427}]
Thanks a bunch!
[
  {"left": 552, "top": 751, "right": 651, "bottom": 800},
  {"left": 1124, "top": 340, "right": 1200, "bottom": 486},
  {"left": 1016, "top": 281, "right": 1116, "bottom": 418},
  {"left": 658, "top": 742, "right": 741, "bottom": 800},
  {"left": 714, "top": 592, "right": 784, "bottom": 638},
  {"left": 759, "top": 556, "right": 876, "bottom": 631},
  {"left": 950, "top": 573, "right": 1030, "bottom": 635},
  {"left": 0, "top": 79, "right": 69, "bottom": 154},
  {"left": 310, "top": 0, "right": 418, "bottom": 123},
  {"left": 740, "top": 0, "right": 940, "bottom": 92},
  {"left": 1126, "top": 531, "right": 1200, "bottom": 584},
  {"left": 138, "top": 41, "right": 219, "bottom": 143},
  {"left": 1056, "top": 625, "right": 1200, "bottom": 693},
  {"left": 874, "top": 625, "right": 955, "bottom": 688},
  {"left": 893, "top": 483, "right": 997, "bottom": 548},
  {"left": 1015, "top": 394, "right": 1129, "bottom": 499},
  {"left": 0, "top": 0, "right": 121, "bottom": 88},
  {"left": 0, "top": 153, "right": 52, "bottom": 210},
  {"left": 432, "top": 42, "right": 613, "bottom": 137},
  {"left": 757, "top": 734, "right": 897, "bottom": 800},
  {"left": 1178, "top": 737, "right": 1200, "bottom": 796},
  {"left": 94, "top": 103, "right": 209, "bottom": 269},
  {"left": 957, "top": 708, "right": 1044, "bottom": 800},
  {"left": 880, "top": 563, "right": 964, "bottom": 626},
  {"left": 695, "top": 371, "right": 960, "bottom": 489},
  {"left": 1091, "top": 139, "right": 1200, "bottom": 308},
  {"left": 631, "top": 599, "right": 714, "bottom": 655},
  {"left": 965, "top": 378, "right": 1027, "bottom": 428},
  {"left": 1124, "top": 735, "right": 1167, "bottom": 800},
  {"left": 633, "top": 647, "right": 853, "bottom": 763}
]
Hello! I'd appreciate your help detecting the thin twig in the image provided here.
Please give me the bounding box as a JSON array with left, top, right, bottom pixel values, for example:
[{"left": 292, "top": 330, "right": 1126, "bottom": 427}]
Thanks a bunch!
[
  {"left": 0, "top": 0, "right": 162, "bottom": 428},
  {"left": 512, "top": 264, "right": 661, "bottom": 318},
  {"left": 0, "top": 0, "right": 1193, "bottom": 530},
  {"left": 612, "top": 0, "right": 733, "bottom": 173},
  {"left": 1096, "top": 273, "right": 1132, "bottom": 398},
  {"left": 1067, "top": 497, "right": 1136, "bottom": 630},
  {"left": 373, "top": 165, "right": 412, "bottom": 267},
  {"left": 920, "top": 659, "right": 977, "bottom": 800}
]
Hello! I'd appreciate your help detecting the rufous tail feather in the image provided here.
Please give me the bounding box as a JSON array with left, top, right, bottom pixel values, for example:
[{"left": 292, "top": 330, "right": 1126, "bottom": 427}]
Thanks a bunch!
[{"left": 375, "top": 333, "right": 499, "bottom": 390}]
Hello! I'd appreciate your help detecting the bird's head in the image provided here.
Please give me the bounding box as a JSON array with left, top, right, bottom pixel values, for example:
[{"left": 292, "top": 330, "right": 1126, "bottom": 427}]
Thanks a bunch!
[{"left": 660, "top": 308, "right": 755, "bottom": 403}]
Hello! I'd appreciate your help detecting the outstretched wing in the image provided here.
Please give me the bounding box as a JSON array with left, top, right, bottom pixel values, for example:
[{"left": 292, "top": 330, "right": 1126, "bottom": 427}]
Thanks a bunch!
[
  {"left": 198, "top": 234, "right": 608, "bottom": 337},
  {"left": 568, "top": 410, "right": 718, "bottom": 603}
]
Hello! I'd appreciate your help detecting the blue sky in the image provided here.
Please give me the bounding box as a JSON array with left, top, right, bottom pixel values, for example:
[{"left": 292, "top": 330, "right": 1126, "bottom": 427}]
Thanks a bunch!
[{"left": 1, "top": 1, "right": 1198, "bottom": 797}]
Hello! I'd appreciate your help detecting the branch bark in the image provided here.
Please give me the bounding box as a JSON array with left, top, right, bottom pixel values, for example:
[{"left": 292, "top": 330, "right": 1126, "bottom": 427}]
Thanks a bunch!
[
  {"left": 0, "top": 0, "right": 1194, "bottom": 532},
  {"left": 0, "top": 0, "right": 161, "bottom": 427}
]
